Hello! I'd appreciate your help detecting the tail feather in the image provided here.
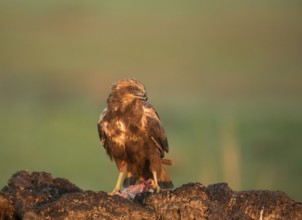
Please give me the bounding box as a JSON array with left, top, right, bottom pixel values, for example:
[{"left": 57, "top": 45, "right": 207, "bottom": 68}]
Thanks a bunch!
[
  {"left": 123, "top": 171, "right": 137, "bottom": 188},
  {"left": 158, "top": 166, "right": 174, "bottom": 189},
  {"left": 161, "top": 158, "right": 174, "bottom": 166},
  {"left": 123, "top": 159, "right": 174, "bottom": 189}
]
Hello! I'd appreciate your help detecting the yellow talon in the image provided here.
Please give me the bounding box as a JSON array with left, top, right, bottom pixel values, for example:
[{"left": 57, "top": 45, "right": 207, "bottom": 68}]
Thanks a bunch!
[{"left": 108, "top": 188, "right": 119, "bottom": 195}]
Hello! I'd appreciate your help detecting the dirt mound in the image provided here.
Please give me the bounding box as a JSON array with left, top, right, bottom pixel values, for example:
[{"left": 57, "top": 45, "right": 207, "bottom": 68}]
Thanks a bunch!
[{"left": 1, "top": 171, "right": 301, "bottom": 219}]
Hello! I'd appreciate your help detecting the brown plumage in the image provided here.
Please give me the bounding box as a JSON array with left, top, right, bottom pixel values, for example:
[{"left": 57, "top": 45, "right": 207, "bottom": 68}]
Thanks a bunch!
[{"left": 97, "top": 79, "right": 173, "bottom": 194}]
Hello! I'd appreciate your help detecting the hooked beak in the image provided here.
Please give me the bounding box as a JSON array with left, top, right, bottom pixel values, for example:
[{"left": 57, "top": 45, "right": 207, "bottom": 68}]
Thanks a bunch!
[
  {"left": 142, "top": 95, "right": 148, "bottom": 101},
  {"left": 135, "top": 93, "right": 148, "bottom": 101}
]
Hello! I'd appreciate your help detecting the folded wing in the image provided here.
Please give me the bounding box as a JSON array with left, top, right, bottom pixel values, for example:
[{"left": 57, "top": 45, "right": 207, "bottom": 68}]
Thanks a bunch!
[{"left": 143, "top": 103, "right": 168, "bottom": 157}]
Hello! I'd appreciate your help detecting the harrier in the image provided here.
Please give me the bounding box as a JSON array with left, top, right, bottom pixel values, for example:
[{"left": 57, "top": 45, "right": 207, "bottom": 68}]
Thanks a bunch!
[{"left": 97, "top": 79, "right": 173, "bottom": 194}]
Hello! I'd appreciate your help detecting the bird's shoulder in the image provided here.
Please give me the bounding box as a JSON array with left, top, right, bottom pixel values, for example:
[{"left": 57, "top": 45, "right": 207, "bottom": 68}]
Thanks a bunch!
[
  {"left": 142, "top": 102, "right": 160, "bottom": 120},
  {"left": 98, "top": 107, "right": 108, "bottom": 123},
  {"left": 97, "top": 107, "right": 108, "bottom": 144}
]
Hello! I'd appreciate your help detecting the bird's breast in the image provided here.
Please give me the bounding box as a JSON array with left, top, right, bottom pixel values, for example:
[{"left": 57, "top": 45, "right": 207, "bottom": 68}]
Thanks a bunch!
[
  {"left": 102, "top": 107, "right": 147, "bottom": 148},
  {"left": 102, "top": 120, "right": 126, "bottom": 148}
]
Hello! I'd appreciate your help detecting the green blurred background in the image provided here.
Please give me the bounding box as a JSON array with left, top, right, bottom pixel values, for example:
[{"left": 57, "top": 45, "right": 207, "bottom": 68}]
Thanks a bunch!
[{"left": 1, "top": 1, "right": 302, "bottom": 201}]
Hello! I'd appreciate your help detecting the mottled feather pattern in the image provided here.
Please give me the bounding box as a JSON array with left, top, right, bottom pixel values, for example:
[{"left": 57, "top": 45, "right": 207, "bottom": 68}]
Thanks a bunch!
[{"left": 97, "top": 79, "right": 173, "bottom": 192}]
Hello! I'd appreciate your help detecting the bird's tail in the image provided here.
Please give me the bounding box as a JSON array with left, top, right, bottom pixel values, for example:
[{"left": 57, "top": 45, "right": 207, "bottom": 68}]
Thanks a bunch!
[
  {"left": 161, "top": 158, "right": 173, "bottom": 166},
  {"left": 158, "top": 158, "right": 174, "bottom": 189},
  {"left": 123, "top": 170, "right": 137, "bottom": 188},
  {"left": 158, "top": 166, "right": 174, "bottom": 189},
  {"left": 123, "top": 159, "right": 174, "bottom": 189}
]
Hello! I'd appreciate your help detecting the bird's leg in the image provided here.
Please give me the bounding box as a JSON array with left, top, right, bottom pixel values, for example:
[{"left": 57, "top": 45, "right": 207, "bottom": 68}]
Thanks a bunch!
[
  {"left": 109, "top": 171, "right": 124, "bottom": 195},
  {"left": 152, "top": 171, "right": 161, "bottom": 193},
  {"left": 109, "top": 162, "right": 127, "bottom": 195}
]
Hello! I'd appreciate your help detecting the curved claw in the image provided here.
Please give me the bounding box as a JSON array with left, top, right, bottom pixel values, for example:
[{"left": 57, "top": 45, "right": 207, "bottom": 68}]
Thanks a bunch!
[{"left": 108, "top": 188, "right": 119, "bottom": 196}]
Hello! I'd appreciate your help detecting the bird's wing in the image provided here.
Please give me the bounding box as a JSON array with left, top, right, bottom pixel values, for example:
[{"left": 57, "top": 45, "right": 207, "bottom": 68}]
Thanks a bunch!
[
  {"left": 97, "top": 122, "right": 104, "bottom": 145},
  {"left": 97, "top": 107, "right": 108, "bottom": 149},
  {"left": 97, "top": 108, "right": 107, "bottom": 144},
  {"left": 143, "top": 103, "right": 168, "bottom": 157}
]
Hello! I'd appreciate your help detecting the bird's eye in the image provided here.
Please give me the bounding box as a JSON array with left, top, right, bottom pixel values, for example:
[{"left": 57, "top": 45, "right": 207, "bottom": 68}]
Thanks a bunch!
[{"left": 129, "top": 86, "right": 134, "bottom": 90}]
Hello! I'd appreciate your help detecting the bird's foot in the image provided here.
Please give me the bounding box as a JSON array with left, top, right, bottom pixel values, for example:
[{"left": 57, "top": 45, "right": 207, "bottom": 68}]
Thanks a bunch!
[
  {"left": 108, "top": 188, "right": 119, "bottom": 196},
  {"left": 155, "top": 185, "right": 161, "bottom": 193},
  {"left": 150, "top": 178, "right": 161, "bottom": 193}
]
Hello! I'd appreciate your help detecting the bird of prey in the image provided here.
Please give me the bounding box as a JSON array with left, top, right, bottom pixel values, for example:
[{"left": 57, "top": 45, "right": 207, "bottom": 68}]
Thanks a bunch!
[{"left": 97, "top": 79, "right": 173, "bottom": 194}]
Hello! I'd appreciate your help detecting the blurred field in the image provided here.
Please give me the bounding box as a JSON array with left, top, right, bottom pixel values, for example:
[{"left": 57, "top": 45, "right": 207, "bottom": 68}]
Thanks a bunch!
[{"left": 1, "top": 1, "right": 302, "bottom": 200}]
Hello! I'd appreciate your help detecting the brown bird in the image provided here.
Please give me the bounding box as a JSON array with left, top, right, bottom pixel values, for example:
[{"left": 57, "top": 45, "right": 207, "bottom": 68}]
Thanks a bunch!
[{"left": 97, "top": 79, "right": 173, "bottom": 194}]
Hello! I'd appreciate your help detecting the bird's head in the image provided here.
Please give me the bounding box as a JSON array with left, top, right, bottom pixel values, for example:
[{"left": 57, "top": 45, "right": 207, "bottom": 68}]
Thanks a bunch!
[{"left": 109, "top": 79, "right": 148, "bottom": 104}]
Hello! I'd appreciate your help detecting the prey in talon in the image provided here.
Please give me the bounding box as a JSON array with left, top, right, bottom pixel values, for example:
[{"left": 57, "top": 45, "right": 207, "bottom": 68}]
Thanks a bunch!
[{"left": 97, "top": 79, "right": 173, "bottom": 195}]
